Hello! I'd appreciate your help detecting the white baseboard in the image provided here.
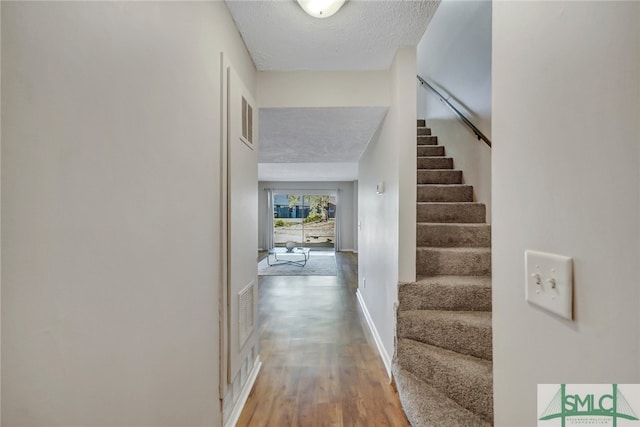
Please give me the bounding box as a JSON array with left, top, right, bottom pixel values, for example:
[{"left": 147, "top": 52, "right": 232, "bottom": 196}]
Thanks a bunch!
[
  {"left": 224, "top": 356, "right": 262, "bottom": 427},
  {"left": 356, "top": 289, "right": 392, "bottom": 378}
]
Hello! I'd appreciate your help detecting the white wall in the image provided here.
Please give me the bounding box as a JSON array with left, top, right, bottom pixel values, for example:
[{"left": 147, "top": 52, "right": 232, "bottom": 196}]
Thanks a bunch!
[
  {"left": 417, "top": 0, "right": 492, "bottom": 221},
  {"left": 0, "top": 4, "right": 3, "bottom": 420},
  {"left": 493, "top": 2, "right": 640, "bottom": 426},
  {"left": 258, "top": 71, "right": 389, "bottom": 108},
  {"left": 358, "top": 48, "right": 416, "bottom": 372},
  {"left": 1, "top": 2, "right": 255, "bottom": 426},
  {"left": 258, "top": 181, "right": 357, "bottom": 252},
  {"left": 352, "top": 181, "right": 358, "bottom": 253}
]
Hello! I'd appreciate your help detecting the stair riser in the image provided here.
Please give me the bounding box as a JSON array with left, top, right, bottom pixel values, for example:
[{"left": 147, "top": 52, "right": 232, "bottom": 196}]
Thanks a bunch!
[
  {"left": 417, "top": 185, "right": 473, "bottom": 203},
  {"left": 417, "top": 203, "right": 486, "bottom": 223},
  {"left": 417, "top": 119, "right": 426, "bottom": 127},
  {"left": 416, "top": 249, "right": 491, "bottom": 276},
  {"left": 418, "top": 170, "right": 462, "bottom": 184},
  {"left": 418, "top": 135, "right": 438, "bottom": 145},
  {"left": 418, "top": 146, "right": 445, "bottom": 157},
  {"left": 418, "top": 157, "right": 453, "bottom": 169},
  {"left": 397, "top": 339, "right": 493, "bottom": 423},
  {"left": 417, "top": 224, "right": 491, "bottom": 247},
  {"left": 398, "top": 282, "right": 491, "bottom": 312},
  {"left": 418, "top": 127, "right": 432, "bottom": 136},
  {"left": 398, "top": 312, "right": 492, "bottom": 360}
]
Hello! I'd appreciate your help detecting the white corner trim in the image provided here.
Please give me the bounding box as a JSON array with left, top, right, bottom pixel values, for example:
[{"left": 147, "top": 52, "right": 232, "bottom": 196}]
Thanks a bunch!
[
  {"left": 356, "top": 289, "right": 392, "bottom": 378},
  {"left": 224, "top": 356, "right": 262, "bottom": 427}
]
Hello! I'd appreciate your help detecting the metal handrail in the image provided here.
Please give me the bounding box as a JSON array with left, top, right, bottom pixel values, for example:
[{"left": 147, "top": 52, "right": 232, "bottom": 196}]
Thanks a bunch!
[{"left": 417, "top": 75, "right": 492, "bottom": 148}]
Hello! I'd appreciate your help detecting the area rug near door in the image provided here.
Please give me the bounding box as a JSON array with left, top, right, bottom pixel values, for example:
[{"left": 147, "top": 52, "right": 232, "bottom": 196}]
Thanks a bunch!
[{"left": 258, "top": 252, "right": 337, "bottom": 276}]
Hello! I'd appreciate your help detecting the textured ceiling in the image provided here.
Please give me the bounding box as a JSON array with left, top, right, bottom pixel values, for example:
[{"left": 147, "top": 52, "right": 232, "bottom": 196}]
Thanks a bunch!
[
  {"left": 225, "top": 0, "right": 440, "bottom": 71},
  {"left": 259, "top": 107, "right": 387, "bottom": 163},
  {"left": 258, "top": 107, "right": 387, "bottom": 181},
  {"left": 227, "top": 1, "right": 439, "bottom": 181}
]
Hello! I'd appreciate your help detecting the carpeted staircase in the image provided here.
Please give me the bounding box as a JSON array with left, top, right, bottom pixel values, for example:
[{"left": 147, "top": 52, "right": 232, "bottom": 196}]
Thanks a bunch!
[{"left": 393, "top": 119, "right": 492, "bottom": 426}]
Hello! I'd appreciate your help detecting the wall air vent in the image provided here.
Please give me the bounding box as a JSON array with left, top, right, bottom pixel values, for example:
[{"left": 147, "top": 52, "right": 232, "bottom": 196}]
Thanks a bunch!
[{"left": 238, "top": 281, "right": 255, "bottom": 349}]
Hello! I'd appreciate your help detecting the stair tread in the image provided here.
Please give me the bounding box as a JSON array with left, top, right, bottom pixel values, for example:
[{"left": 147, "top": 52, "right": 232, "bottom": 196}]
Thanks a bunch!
[
  {"left": 417, "top": 223, "right": 492, "bottom": 247},
  {"left": 392, "top": 365, "right": 491, "bottom": 427},
  {"left": 399, "top": 276, "right": 492, "bottom": 312},
  {"left": 417, "top": 170, "right": 463, "bottom": 185},
  {"left": 417, "top": 136, "right": 439, "bottom": 145},
  {"left": 417, "top": 201, "right": 484, "bottom": 205},
  {"left": 416, "top": 203, "right": 487, "bottom": 224},
  {"left": 417, "top": 247, "right": 491, "bottom": 253},
  {"left": 416, "top": 247, "right": 492, "bottom": 276},
  {"left": 398, "top": 311, "right": 492, "bottom": 360},
  {"left": 417, "top": 185, "right": 475, "bottom": 203},
  {"left": 414, "top": 275, "right": 492, "bottom": 287},
  {"left": 397, "top": 338, "right": 493, "bottom": 422},
  {"left": 398, "top": 338, "right": 492, "bottom": 377},
  {"left": 417, "top": 222, "right": 489, "bottom": 226},
  {"left": 417, "top": 146, "right": 445, "bottom": 155},
  {"left": 400, "top": 309, "right": 491, "bottom": 324},
  {"left": 417, "top": 184, "right": 472, "bottom": 187}
]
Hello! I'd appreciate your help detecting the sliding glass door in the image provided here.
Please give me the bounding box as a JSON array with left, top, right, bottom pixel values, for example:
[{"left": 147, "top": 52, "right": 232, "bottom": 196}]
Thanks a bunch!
[
  {"left": 273, "top": 194, "right": 304, "bottom": 247},
  {"left": 272, "top": 193, "right": 336, "bottom": 249}
]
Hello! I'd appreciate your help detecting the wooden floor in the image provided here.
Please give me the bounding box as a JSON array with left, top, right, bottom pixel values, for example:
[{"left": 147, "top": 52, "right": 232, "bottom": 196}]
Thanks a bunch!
[{"left": 237, "top": 252, "right": 410, "bottom": 427}]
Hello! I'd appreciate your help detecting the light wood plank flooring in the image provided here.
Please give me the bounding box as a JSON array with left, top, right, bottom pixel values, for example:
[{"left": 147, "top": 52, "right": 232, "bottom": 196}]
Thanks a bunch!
[{"left": 237, "top": 252, "right": 409, "bottom": 426}]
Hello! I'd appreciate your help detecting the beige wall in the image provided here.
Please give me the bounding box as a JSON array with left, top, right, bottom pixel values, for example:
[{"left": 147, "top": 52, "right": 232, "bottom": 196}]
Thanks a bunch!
[
  {"left": 396, "top": 49, "right": 418, "bottom": 284},
  {"left": 417, "top": 0, "right": 492, "bottom": 221},
  {"left": 258, "top": 70, "right": 389, "bottom": 108},
  {"left": 1, "top": 2, "right": 255, "bottom": 425},
  {"left": 0, "top": 3, "right": 3, "bottom": 421},
  {"left": 357, "top": 48, "right": 416, "bottom": 373},
  {"left": 493, "top": 2, "right": 640, "bottom": 425}
]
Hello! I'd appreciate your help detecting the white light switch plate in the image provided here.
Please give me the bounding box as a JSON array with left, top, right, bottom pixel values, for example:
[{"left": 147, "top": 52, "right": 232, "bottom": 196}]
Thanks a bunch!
[{"left": 525, "top": 250, "right": 573, "bottom": 319}]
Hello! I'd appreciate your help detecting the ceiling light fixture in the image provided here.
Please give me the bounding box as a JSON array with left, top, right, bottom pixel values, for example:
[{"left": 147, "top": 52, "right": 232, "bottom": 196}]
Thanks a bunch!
[{"left": 296, "top": 0, "right": 346, "bottom": 18}]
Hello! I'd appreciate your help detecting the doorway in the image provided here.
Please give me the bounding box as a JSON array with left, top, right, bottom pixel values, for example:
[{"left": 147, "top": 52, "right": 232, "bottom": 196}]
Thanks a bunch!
[{"left": 272, "top": 192, "right": 336, "bottom": 250}]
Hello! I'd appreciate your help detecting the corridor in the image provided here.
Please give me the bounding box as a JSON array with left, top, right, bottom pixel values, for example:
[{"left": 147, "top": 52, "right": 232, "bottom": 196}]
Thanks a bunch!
[{"left": 238, "top": 253, "right": 409, "bottom": 426}]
